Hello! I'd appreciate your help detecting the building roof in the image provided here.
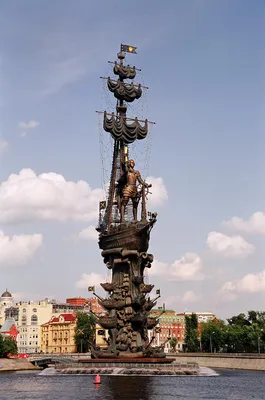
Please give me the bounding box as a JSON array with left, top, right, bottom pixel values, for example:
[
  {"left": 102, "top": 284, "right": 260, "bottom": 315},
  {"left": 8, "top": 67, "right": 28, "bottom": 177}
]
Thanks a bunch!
[
  {"left": 1, "top": 289, "right": 12, "bottom": 298},
  {"left": 0, "top": 317, "right": 16, "bottom": 332},
  {"left": 42, "top": 313, "right": 76, "bottom": 326}
]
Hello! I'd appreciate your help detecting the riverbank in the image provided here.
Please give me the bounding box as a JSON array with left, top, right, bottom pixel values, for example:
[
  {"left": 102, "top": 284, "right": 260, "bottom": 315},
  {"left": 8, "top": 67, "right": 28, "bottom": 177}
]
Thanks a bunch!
[
  {"left": 170, "top": 353, "right": 265, "bottom": 371},
  {"left": 0, "top": 358, "right": 40, "bottom": 372}
]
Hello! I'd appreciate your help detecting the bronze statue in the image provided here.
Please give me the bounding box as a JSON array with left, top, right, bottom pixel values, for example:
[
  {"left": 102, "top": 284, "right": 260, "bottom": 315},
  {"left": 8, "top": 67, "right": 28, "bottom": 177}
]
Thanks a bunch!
[
  {"left": 94, "top": 44, "right": 165, "bottom": 360},
  {"left": 117, "top": 159, "right": 151, "bottom": 222}
]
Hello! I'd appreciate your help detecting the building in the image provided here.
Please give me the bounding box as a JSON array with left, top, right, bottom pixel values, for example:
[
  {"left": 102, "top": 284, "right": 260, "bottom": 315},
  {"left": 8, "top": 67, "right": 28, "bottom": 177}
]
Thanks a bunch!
[
  {"left": 0, "top": 317, "right": 19, "bottom": 341},
  {"left": 40, "top": 313, "right": 77, "bottom": 353},
  {"left": 184, "top": 312, "right": 216, "bottom": 324},
  {"left": 66, "top": 297, "right": 86, "bottom": 306},
  {"left": 0, "top": 290, "right": 15, "bottom": 327},
  {"left": 5, "top": 306, "right": 19, "bottom": 323},
  {"left": 67, "top": 297, "right": 105, "bottom": 315},
  {"left": 95, "top": 324, "right": 109, "bottom": 348},
  {"left": 149, "top": 309, "right": 185, "bottom": 352},
  {"left": 52, "top": 301, "right": 84, "bottom": 314},
  {"left": 17, "top": 300, "right": 53, "bottom": 354}
]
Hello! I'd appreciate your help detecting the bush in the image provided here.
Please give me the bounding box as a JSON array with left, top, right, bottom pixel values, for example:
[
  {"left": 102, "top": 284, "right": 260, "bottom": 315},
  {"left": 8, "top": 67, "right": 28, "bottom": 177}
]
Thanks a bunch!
[{"left": 0, "top": 335, "right": 18, "bottom": 358}]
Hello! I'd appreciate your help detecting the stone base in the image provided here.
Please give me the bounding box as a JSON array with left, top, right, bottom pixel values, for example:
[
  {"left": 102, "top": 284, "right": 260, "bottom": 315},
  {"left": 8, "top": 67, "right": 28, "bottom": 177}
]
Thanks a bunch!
[
  {"left": 78, "top": 357, "right": 173, "bottom": 364},
  {"left": 55, "top": 361, "right": 199, "bottom": 376}
]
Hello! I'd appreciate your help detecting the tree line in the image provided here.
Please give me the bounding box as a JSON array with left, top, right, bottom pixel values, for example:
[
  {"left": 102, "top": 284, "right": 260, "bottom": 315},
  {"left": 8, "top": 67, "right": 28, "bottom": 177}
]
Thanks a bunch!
[{"left": 184, "top": 310, "right": 265, "bottom": 353}]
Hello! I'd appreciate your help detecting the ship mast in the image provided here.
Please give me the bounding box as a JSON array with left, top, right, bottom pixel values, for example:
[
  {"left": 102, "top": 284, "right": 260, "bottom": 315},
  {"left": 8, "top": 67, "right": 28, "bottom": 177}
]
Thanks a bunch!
[
  {"left": 106, "top": 48, "right": 128, "bottom": 231},
  {"left": 98, "top": 44, "right": 152, "bottom": 233}
]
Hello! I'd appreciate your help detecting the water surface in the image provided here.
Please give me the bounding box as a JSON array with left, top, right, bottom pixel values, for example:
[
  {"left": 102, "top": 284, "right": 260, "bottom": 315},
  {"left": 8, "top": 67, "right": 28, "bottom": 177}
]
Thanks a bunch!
[{"left": 0, "top": 369, "right": 265, "bottom": 399}]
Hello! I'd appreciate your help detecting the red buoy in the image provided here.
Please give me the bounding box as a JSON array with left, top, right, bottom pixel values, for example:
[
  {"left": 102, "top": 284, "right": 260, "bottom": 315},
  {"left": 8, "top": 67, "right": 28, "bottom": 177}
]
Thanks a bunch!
[{"left": 94, "top": 374, "right": 101, "bottom": 384}]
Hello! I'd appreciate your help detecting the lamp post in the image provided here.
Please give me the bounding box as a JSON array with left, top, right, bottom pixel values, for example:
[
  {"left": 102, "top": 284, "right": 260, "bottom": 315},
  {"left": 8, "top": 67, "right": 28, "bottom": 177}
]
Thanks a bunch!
[{"left": 210, "top": 331, "right": 215, "bottom": 353}]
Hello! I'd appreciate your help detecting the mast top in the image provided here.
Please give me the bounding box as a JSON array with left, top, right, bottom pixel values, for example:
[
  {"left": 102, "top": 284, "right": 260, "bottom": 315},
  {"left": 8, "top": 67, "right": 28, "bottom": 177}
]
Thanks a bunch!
[{"left": 120, "top": 44, "right": 137, "bottom": 54}]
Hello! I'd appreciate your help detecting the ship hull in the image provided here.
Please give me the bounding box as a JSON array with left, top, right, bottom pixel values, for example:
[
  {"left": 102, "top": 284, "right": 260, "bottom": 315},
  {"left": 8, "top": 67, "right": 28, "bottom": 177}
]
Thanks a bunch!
[{"left": 99, "top": 221, "right": 152, "bottom": 252}]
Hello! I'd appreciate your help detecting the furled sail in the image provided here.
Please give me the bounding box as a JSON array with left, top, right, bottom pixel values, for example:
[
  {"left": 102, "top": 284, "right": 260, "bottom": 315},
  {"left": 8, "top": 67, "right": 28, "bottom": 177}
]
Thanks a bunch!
[
  {"left": 103, "top": 112, "right": 148, "bottom": 144},
  {"left": 113, "top": 62, "right": 136, "bottom": 80},
  {"left": 107, "top": 78, "right": 142, "bottom": 103}
]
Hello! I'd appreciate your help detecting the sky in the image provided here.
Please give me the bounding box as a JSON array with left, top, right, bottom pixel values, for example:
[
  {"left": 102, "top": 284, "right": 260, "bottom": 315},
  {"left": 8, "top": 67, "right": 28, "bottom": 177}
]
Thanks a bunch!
[{"left": 0, "top": 0, "right": 265, "bottom": 320}]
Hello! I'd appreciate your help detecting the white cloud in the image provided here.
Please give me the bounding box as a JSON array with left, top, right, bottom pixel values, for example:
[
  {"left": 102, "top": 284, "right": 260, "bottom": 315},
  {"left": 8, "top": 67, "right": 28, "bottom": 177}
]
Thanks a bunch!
[
  {"left": 148, "top": 259, "right": 168, "bottom": 276},
  {"left": 171, "top": 253, "right": 204, "bottom": 280},
  {"left": 0, "top": 169, "right": 167, "bottom": 225},
  {"left": 18, "top": 120, "right": 40, "bottom": 130},
  {"left": 77, "top": 225, "right": 98, "bottom": 241},
  {"left": 149, "top": 253, "right": 204, "bottom": 281},
  {"left": 182, "top": 290, "right": 200, "bottom": 303},
  {"left": 146, "top": 176, "right": 168, "bottom": 208},
  {"left": 0, "top": 139, "right": 8, "bottom": 153},
  {"left": 206, "top": 231, "right": 254, "bottom": 258},
  {"left": 0, "top": 231, "right": 43, "bottom": 266},
  {"left": 75, "top": 272, "right": 105, "bottom": 289},
  {"left": 158, "top": 290, "right": 201, "bottom": 310},
  {"left": 224, "top": 212, "right": 265, "bottom": 235},
  {"left": 218, "top": 282, "right": 238, "bottom": 302},
  {"left": 0, "top": 169, "right": 104, "bottom": 224},
  {"left": 221, "top": 270, "right": 265, "bottom": 295}
]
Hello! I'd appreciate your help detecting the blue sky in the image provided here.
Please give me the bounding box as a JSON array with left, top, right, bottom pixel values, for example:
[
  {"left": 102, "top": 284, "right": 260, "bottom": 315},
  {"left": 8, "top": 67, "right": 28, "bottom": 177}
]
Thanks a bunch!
[{"left": 0, "top": 0, "right": 265, "bottom": 319}]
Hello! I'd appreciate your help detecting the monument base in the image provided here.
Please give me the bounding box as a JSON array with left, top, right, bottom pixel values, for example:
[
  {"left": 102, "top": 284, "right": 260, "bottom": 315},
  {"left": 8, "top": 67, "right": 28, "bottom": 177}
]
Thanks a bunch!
[{"left": 78, "top": 357, "right": 174, "bottom": 364}]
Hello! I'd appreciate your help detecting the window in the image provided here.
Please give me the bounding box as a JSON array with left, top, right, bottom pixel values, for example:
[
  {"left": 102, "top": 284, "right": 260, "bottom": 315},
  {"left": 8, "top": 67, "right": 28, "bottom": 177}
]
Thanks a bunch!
[
  {"left": 32, "top": 308, "right": 37, "bottom": 313},
  {"left": 22, "top": 308, "right": 26, "bottom": 313},
  {"left": 22, "top": 315, "right": 27, "bottom": 325},
  {"left": 31, "top": 314, "right": 38, "bottom": 325}
]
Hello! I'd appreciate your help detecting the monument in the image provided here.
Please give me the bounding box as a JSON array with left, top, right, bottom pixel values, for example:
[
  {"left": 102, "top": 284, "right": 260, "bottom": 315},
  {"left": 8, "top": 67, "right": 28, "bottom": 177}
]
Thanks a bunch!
[{"left": 92, "top": 44, "right": 166, "bottom": 359}]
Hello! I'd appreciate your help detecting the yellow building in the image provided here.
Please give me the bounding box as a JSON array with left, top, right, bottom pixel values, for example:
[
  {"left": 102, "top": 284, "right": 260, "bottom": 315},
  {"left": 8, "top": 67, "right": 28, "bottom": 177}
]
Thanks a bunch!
[
  {"left": 96, "top": 324, "right": 109, "bottom": 348},
  {"left": 41, "top": 313, "right": 77, "bottom": 353}
]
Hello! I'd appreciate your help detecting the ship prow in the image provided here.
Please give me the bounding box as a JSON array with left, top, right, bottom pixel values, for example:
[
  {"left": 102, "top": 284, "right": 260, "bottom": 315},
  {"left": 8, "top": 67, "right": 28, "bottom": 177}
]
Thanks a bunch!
[{"left": 98, "top": 217, "right": 156, "bottom": 252}]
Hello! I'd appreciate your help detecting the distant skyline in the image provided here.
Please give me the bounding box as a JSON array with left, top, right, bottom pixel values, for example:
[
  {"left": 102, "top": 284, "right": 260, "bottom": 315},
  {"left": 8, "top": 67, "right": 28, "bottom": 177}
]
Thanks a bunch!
[{"left": 0, "top": 0, "right": 265, "bottom": 319}]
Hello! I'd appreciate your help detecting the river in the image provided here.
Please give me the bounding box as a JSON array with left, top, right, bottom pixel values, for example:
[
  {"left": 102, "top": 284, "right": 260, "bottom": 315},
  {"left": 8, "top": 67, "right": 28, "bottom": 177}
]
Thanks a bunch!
[{"left": 0, "top": 368, "right": 265, "bottom": 399}]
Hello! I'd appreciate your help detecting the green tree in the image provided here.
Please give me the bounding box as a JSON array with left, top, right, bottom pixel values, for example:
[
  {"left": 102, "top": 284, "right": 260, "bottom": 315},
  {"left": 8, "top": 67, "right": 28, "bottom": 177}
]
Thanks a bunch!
[
  {"left": 200, "top": 320, "right": 225, "bottom": 353},
  {"left": 184, "top": 313, "right": 200, "bottom": 352},
  {"left": 169, "top": 336, "right": 178, "bottom": 352},
  {"left": 225, "top": 311, "right": 265, "bottom": 353},
  {"left": 2, "top": 336, "right": 17, "bottom": 357},
  {"left": 74, "top": 312, "right": 96, "bottom": 353},
  {"left": 0, "top": 335, "right": 18, "bottom": 358},
  {"left": 0, "top": 335, "right": 4, "bottom": 357},
  {"left": 227, "top": 313, "right": 250, "bottom": 327}
]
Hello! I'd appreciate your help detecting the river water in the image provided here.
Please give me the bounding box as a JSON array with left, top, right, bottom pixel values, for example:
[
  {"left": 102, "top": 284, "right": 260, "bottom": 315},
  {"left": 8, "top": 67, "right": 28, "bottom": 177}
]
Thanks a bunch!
[{"left": 1, "top": 368, "right": 265, "bottom": 400}]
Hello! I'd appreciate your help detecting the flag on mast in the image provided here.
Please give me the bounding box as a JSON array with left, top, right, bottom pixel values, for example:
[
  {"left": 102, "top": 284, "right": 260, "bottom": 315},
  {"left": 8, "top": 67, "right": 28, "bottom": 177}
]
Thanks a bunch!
[{"left": 120, "top": 44, "right": 137, "bottom": 54}]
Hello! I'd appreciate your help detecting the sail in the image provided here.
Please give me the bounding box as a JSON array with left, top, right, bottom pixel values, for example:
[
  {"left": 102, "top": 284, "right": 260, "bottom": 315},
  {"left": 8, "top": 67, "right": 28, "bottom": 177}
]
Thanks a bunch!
[
  {"left": 107, "top": 78, "right": 142, "bottom": 103},
  {"left": 113, "top": 62, "right": 136, "bottom": 80},
  {"left": 103, "top": 112, "right": 148, "bottom": 144}
]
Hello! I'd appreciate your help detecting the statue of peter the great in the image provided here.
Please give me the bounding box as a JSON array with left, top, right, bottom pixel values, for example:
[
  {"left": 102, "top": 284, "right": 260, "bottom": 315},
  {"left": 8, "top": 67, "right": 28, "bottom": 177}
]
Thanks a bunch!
[{"left": 117, "top": 159, "right": 151, "bottom": 222}]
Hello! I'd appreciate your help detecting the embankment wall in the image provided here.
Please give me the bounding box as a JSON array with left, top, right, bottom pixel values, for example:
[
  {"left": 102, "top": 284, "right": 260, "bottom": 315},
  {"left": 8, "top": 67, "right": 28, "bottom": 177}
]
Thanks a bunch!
[
  {"left": 171, "top": 353, "right": 265, "bottom": 371},
  {"left": 0, "top": 358, "right": 40, "bottom": 372}
]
